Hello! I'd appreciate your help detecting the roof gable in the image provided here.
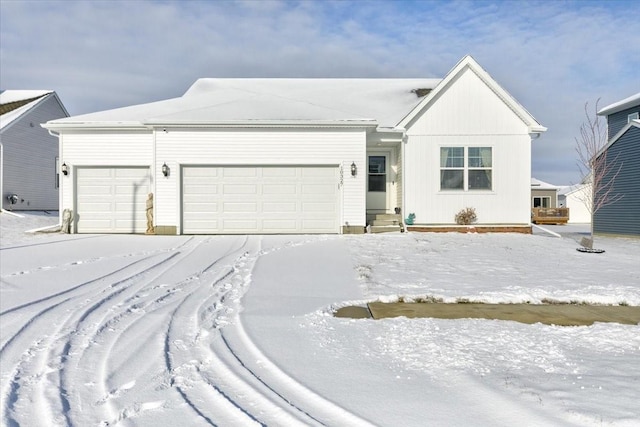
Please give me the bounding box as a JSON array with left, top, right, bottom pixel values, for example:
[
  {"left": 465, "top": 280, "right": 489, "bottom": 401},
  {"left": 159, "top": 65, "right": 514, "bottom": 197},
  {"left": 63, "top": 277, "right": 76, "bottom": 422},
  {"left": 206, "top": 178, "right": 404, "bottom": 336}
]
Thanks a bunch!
[
  {"left": 597, "top": 119, "right": 640, "bottom": 157},
  {"left": 0, "top": 91, "right": 65, "bottom": 131},
  {"left": 398, "top": 55, "right": 546, "bottom": 134}
]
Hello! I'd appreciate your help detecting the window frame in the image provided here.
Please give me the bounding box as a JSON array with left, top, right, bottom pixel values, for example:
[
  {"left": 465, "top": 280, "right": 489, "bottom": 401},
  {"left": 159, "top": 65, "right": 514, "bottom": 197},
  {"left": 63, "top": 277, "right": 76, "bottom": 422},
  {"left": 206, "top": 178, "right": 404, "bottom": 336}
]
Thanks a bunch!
[
  {"left": 533, "top": 196, "right": 550, "bottom": 208},
  {"left": 440, "top": 146, "right": 493, "bottom": 191},
  {"left": 628, "top": 112, "right": 639, "bottom": 123}
]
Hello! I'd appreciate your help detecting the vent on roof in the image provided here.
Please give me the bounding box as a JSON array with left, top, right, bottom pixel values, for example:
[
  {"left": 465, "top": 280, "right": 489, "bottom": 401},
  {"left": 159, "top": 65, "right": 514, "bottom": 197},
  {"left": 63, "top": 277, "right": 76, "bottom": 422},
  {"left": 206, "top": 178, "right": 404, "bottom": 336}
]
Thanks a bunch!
[{"left": 412, "top": 88, "right": 432, "bottom": 98}]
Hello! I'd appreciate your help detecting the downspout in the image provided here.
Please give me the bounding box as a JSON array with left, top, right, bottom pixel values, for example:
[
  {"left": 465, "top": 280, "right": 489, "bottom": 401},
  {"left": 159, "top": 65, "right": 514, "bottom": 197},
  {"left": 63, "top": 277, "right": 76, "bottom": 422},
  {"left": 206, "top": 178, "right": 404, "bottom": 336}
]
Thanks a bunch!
[
  {"left": 401, "top": 131, "right": 408, "bottom": 230},
  {"left": 48, "top": 128, "right": 64, "bottom": 229}
]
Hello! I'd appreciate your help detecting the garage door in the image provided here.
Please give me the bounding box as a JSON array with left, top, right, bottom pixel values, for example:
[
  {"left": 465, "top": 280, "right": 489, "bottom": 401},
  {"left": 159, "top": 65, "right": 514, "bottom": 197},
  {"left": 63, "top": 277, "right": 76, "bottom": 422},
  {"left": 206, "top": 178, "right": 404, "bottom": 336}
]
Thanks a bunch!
[
  {"left": 182, "top": 166, "right": 340, "bottom": 234},
  {"left": 76, "top": 167, "right": 151, "bottom": 233}
]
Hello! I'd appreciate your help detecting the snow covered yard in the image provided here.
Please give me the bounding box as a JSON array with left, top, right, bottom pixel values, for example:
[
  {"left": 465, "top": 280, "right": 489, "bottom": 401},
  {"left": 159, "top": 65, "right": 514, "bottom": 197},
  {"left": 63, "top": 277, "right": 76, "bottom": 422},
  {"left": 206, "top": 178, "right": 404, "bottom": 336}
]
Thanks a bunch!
[{"left": 1, "top": 212, "right": 639, "bottom": 426}]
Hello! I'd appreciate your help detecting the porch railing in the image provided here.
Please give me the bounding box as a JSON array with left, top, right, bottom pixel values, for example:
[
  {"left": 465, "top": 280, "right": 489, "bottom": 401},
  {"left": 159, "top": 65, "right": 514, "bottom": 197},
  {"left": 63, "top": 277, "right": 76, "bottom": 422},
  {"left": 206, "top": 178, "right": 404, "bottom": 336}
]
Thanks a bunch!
[{"left": 531, "top": 207, "right": 569, "bottom": 224}]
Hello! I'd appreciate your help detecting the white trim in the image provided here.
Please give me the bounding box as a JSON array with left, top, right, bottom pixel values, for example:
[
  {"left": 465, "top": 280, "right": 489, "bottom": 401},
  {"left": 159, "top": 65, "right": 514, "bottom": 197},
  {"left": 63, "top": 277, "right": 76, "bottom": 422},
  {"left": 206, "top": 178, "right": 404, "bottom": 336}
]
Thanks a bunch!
[
  {"left": 398, "top": 55, "right": 547, "bottom": 133},
  {"left": 596, "top": 120, "right": 640, "bottom": 158}
]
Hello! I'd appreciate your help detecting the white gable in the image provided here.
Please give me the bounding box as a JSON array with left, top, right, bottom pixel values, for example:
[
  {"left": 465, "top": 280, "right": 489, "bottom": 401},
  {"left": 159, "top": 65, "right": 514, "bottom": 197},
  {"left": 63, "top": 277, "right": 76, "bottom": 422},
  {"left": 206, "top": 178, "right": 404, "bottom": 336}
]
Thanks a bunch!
[{"left": 400, "top": 56, "right": 546, "bottom": 134}]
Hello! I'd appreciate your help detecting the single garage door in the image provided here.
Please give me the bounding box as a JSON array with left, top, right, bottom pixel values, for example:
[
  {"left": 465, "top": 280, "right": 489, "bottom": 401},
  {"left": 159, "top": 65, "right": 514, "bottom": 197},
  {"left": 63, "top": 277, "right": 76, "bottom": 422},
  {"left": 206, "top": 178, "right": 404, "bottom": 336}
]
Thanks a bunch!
[
  {"left": 76, "top": 167, "right": 151, "bottom": 233},
  {"left": 182, "top": 166, "right": 340, "bottom": 234}
]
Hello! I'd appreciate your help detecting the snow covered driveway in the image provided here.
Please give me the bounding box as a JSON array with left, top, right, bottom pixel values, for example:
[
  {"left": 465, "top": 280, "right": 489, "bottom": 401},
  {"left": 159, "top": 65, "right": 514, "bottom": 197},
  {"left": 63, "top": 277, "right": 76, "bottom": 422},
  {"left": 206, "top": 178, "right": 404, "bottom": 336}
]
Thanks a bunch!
[{"left": 1, "top": 234, "right": 369, "bottom": 426}]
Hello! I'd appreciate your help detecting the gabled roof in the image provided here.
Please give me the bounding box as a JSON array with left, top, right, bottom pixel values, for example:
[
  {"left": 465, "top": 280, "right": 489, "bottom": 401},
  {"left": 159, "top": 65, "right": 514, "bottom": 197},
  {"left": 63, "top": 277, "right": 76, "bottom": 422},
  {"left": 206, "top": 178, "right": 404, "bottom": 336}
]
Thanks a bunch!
[
  {"left": 531, "top": 178, "right": 558, "bottom": 190},
  {"left": 44, "top": 78, "right": 441, "bottom": 129},
  {"left": 398, "top": 55, "right": 547, "bottom": 134},
  {"left": 597, "top": 92, "right": 640, "bottom": 116},
  {"left": 0, "top": 90, "right": 55, "bottom": 130},
  {"left": 596, "top": 119, "right": 640, "bottom": 158}
]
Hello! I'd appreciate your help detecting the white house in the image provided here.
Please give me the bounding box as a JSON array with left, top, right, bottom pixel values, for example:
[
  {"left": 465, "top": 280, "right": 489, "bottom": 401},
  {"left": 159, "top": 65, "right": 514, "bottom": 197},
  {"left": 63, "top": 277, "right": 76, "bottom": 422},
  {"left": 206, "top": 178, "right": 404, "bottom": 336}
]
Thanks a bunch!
[
  {"left": 1, "top": 90, "right": 69, "bottom": 211},
  {"left": 558, "top": 183, "right": 592, "bottom": 224},
  {"left": 43, "top": 56, "right": 546, "bottom": 235}
]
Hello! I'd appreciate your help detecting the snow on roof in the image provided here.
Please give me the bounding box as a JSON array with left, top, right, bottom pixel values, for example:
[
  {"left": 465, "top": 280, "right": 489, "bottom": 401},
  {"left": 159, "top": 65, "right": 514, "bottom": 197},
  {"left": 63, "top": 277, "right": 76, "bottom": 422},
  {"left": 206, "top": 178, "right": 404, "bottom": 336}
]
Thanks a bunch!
[
  {"left": 46, "top": 78, "right": 441, "bottom": 128},
  {"left": 530, "top": 177, "right": 558, "bottom": 190},
  {"left": 597, "top": 92, "right": 640, "bottom": 116},
  {"left": 558, "top": 183, "right": 589, "bottom": 196},
  {"left": 0, "top": 90, "right": 52, "bottom": 105},
  {"left": 0, "top": 91, "right": 54, "bottom": 130}
]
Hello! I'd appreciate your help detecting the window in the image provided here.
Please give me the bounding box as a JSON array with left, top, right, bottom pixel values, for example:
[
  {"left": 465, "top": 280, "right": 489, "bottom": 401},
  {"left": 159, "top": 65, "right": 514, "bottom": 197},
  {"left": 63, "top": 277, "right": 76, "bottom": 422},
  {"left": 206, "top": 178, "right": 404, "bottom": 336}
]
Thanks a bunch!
[
  {"left": 533, "top": 197, "right": 550, "bottom": 208},
  {"left": 368, "top": 155, "right": 386, "bottom": 192},
  {"left": 440, "top": 147, "right": 492, "bottom": 191},
  {"left": 628, "top": 112, "right": 639, "bottom": 123}
]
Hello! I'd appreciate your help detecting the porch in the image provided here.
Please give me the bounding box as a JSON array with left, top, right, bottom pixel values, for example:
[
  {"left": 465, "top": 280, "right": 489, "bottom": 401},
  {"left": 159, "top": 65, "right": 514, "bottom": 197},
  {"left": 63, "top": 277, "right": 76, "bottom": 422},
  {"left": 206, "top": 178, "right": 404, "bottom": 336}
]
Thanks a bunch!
[{"left": 531, "top": 207, "right": 570, "bottom": 225}]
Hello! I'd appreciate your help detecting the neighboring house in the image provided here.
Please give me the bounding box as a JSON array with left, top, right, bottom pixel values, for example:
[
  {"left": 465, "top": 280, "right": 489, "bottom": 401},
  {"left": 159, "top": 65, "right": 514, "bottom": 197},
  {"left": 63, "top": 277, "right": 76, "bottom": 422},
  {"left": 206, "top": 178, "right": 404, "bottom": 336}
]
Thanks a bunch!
[
  {"left": 0, "top": 90, "right": 69, "bottom": 211},
  {"left": 558, "top": 183, "right": 591, "bottom": 223},
  {"left": 43, "top": 56, "right": 546, "bottom": 235},
  {"left": 531, "top": 178, "right": 558, "bottom": 208},
  {"left": 594, "top": 93, "right": 640, "bottom": 236}
]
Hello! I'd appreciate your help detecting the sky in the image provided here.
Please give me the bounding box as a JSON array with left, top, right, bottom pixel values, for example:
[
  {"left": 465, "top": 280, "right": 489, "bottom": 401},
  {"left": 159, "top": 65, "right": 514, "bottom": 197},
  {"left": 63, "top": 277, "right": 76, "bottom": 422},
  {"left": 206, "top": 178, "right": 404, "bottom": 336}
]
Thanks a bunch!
[{"left": 1, "top": 0, "right": 639, "bottom": 185}]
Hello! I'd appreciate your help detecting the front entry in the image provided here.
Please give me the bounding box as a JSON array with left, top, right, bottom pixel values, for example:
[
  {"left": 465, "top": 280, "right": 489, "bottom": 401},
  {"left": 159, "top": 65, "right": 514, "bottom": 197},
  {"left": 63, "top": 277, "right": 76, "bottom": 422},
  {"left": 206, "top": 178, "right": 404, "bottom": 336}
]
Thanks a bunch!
[{"left": 366, "top": 153, "right": 392, "bottom": 214}]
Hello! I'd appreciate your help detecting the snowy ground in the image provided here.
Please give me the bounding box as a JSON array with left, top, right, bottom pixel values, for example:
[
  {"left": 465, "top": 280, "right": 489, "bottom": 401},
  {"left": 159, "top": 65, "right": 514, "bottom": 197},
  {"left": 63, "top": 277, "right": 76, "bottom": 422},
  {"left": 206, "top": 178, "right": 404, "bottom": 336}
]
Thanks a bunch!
[{"left": 1, "top": 212, "right": 639, "bottom": 426}]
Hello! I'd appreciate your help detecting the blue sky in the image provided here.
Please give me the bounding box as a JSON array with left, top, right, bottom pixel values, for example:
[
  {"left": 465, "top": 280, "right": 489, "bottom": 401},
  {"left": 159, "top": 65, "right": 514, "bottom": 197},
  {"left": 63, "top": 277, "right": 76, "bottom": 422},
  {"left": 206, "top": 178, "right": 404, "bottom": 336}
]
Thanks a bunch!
[{"left": 1, "top": 0, "right": 638, "bottom": 184}]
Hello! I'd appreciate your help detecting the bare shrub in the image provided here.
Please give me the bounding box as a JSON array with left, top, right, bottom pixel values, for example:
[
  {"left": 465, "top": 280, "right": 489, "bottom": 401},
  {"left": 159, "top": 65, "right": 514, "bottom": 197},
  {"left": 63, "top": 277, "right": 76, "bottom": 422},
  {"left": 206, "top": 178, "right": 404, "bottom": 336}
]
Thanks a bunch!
[{"left": 455, "top": 207, "right": 477, "bottom": 225}]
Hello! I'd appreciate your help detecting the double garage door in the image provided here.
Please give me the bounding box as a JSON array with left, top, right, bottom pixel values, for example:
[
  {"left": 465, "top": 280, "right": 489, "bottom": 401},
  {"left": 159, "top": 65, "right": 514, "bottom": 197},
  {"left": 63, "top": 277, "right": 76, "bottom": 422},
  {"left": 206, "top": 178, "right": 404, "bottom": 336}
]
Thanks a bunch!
[
  {"left": 182, "top": 166, "right": 340, "bottom": 234},
  {"left": 76, "top": 167, "right": 151, "bottom": 233}
]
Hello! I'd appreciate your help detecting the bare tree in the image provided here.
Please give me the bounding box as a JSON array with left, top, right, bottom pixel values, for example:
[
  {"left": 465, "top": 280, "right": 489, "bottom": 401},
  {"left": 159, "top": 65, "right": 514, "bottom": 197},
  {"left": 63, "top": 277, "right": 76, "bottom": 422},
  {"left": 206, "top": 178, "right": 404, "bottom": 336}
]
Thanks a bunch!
[{"left": 575, "top": 99, "right": 623, "bottom": 248}]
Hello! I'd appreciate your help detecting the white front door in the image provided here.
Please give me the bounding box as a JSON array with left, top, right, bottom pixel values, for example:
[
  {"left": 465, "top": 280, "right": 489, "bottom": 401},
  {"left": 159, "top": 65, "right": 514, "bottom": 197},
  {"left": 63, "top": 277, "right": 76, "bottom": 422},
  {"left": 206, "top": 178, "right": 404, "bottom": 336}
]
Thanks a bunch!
[{"left": 366, "top": 153, "right": 391, "bottom": 213}]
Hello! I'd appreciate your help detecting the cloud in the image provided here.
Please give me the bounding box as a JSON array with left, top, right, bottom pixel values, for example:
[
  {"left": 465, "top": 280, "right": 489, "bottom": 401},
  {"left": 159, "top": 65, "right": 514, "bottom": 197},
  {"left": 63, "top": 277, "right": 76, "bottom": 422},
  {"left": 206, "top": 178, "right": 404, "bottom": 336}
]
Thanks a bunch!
[{"left": 1, "top": 0, "right": 638, "bottom": 184}]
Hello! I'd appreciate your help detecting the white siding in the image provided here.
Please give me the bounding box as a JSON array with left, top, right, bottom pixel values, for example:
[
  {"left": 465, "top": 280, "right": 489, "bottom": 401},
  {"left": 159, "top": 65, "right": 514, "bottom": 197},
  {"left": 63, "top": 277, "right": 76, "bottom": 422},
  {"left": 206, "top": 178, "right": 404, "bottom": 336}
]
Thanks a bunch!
[
  {"left": 404, "top": 66, "right": 533, "bottom": 225},
  {"left": 1, "top": 95, "right": 67, "bottom": 210},
  {"left": 59, "top": 130, "right": 153, "bottom": 220},
  {"left": 155, "top": 128, "right": 365, "bottom": 232}
]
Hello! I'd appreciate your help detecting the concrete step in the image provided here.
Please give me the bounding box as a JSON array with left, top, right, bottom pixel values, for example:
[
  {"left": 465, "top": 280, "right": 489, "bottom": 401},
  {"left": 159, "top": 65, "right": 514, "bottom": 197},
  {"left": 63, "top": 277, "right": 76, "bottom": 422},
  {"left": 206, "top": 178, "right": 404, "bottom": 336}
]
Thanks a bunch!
[
  {"left": 369, "top": 225, "right": 402, "bottom": 234},
  {"left": 374, "top": 214, "right": 402, "bottom": 221},
  {"left": 372, "top": 219, "right": 401, "bottom": 226}
]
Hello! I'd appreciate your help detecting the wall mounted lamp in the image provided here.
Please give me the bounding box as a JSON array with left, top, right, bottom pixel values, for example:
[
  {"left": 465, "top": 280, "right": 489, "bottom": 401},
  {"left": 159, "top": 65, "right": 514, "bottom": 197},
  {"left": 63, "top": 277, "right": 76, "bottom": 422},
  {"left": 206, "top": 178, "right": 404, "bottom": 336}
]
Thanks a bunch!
[
  {"left": 350, "top": 161, "right": 357, "bottom": 177},
  {"left": 162, "top": 162, "right": 169, "bottom": 177},
  {"left": 61, "top": 163, "right": 69, "bottom": 176}
]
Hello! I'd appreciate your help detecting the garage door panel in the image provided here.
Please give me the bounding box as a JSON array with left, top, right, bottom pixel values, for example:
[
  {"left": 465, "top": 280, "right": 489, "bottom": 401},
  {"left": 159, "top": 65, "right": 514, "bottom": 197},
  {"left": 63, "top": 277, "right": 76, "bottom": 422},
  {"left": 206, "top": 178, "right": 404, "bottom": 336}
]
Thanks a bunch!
[
  {"left": 76, "top": 167, "right": 150, "bottom": 233},
  {"left": 223, "top": 202, "right": 258, "bottom": 213},
  {"left": 224, "top": 168, "right": 257, "bottom": 178},
  {"left": 262, "top": 202, "right": 297, "bottom": 213},
  {"left": 263, "top": 184, "right": 297, "bottom": 195}
]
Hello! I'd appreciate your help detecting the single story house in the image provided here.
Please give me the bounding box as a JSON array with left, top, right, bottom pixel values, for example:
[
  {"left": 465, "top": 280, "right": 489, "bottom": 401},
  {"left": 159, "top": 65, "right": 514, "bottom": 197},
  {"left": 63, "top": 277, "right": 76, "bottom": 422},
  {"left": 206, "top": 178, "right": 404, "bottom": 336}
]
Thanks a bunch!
[
  {"left": 43, "top": 55, "right": 546, "bottom": 235},
  {"left": 1, "top": 90, "right": 69, "bottom": 211},
  {"left": 531, "top": 178, "right": 558, "bottom": 208},
  {"left": 594, "top": 93, "right": 640, "bottom": 236},
  {"left": 558, "top": 183, "right": 591, "bottom": 224}
]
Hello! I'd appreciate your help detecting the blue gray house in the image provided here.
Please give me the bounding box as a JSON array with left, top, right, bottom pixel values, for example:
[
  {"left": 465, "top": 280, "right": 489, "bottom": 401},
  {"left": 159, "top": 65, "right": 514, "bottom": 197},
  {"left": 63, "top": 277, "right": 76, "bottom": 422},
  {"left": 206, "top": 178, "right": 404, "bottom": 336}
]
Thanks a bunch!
[
  {"left": 0, "top": 90, "right": 69, "bottom": 211},
  {"left": 594, "top": 93, "right": 640, "bottom": 237}
]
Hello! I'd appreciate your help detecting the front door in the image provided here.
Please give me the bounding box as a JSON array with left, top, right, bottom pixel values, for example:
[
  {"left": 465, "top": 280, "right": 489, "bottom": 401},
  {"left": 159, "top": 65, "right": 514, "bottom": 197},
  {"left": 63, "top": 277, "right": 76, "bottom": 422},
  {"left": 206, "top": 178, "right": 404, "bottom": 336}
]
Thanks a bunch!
[{"left": 366, "top": 153, "right": 391, "bottom": 213}]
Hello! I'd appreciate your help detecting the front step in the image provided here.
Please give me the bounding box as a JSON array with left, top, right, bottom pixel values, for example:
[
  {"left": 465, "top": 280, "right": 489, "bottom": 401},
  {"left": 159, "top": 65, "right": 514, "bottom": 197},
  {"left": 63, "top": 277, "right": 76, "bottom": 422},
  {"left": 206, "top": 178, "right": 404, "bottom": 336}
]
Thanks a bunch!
[
  {"left": 369, "top": 225, "right": 402, "bottom": 233},
  {"left": 368, "top": 213, "right": 403, "bottom": 233}
]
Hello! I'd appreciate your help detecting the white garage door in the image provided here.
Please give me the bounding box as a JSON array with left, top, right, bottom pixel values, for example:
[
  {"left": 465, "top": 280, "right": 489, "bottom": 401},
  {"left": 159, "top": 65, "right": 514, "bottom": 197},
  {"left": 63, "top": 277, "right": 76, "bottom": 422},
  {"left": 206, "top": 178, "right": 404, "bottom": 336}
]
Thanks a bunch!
[
  {"left": 76, "top": 167, "right": 151, "bottom": 233},
  {"left": 182, "top": 166, "right": 340, "bottom": 234}
]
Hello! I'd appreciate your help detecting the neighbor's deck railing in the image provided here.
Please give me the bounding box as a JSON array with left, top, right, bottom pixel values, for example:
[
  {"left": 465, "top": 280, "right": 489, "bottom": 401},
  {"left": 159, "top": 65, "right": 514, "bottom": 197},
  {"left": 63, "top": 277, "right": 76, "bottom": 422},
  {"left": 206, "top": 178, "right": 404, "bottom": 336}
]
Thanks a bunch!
[{"left": 531, "top": 207, "right": 569, "bottom": 224}]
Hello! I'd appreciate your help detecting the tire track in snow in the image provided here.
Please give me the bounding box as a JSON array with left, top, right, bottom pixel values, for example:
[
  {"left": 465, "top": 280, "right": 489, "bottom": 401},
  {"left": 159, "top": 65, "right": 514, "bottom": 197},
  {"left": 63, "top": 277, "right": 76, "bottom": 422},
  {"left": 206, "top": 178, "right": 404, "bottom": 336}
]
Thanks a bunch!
[
  {"left": 0, "top": 238, "right": 206, "bottom": 426},
  {"left": 165, "top": 236, "right": 374, "bottom": 427}
]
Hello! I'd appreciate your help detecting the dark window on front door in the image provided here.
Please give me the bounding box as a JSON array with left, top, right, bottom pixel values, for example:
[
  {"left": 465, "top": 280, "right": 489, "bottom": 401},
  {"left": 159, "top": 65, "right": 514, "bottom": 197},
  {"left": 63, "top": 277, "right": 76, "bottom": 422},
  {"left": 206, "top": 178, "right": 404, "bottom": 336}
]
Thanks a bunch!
[{"left": 368, "top": 156, "right": 386, "bottom": 192}]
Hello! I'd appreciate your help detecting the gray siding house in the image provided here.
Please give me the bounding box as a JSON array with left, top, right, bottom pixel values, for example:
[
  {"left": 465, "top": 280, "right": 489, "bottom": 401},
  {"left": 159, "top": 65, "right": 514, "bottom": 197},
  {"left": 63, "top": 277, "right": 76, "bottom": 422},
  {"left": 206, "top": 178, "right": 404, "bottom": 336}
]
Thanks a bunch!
[
  {"left": 594, "top": 93, "right": 640, "bottom": 236},
  {"left": 0, "top": 91, "right": 69, "bottom": 211}
]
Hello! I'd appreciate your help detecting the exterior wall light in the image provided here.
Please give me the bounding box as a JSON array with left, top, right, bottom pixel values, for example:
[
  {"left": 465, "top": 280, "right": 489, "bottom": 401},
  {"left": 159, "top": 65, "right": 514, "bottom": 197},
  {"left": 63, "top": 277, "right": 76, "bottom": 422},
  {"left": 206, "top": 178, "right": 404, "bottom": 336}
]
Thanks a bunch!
[
  {"left": 350, "top": 162, "right": 357, "bottom": 177},
  {"left": 61, "top": 163, "right": 69, "bottom": 176},
  {"left": 162, "top": 162, "right": 169, "bottom": 177}
]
